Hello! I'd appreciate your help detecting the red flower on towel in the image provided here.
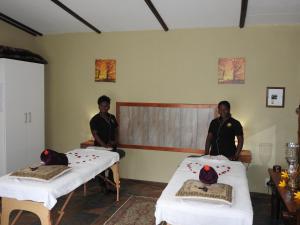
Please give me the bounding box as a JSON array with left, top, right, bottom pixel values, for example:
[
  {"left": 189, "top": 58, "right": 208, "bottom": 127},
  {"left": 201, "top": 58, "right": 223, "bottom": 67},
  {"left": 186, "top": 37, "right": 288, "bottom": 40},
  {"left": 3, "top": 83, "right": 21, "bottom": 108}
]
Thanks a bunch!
[{"left": 203, "top": 165, "right": 210, "bottom": 171}]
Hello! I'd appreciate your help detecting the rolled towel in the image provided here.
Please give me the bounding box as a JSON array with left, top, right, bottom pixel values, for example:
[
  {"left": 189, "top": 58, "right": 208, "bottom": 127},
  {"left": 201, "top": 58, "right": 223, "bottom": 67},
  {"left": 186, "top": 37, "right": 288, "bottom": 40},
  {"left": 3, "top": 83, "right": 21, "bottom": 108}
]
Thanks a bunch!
[
  {"left": 199, "top": 165, "right": 218, "bottom": 184},
  {"left": 40, "top": 149, "right": 68, "bottom": 166}
]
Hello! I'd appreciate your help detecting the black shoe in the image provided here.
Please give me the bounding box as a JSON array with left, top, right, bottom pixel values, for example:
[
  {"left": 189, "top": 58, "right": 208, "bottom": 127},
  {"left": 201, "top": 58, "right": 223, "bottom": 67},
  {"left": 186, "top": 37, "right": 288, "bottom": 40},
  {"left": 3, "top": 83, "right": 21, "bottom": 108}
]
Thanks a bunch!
[
  {"left": 96, "top": 176, "right": 105, "bottom": 186},
  {"left": 107, "top": 186, "right": 117, "bottom": 194},
  {"left": 95, "top": 176, "right": 109, "bottom": 193},
  {"left": 105, "top": 182, "right": 117, "bottom": 194},
  {"left": 104, "top": 187, "right": 116, "bottom": 194},
  {"left": 102, "top": 185, "right": 109, "bottom": 194}
]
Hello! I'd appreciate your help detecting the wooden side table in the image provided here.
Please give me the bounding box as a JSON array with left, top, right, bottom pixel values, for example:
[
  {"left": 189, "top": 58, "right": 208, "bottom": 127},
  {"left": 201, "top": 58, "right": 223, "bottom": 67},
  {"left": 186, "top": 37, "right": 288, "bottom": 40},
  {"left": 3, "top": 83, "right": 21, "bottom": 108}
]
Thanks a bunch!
[{"left": 268, "top": 168, "right": 300, "bottom": 224}]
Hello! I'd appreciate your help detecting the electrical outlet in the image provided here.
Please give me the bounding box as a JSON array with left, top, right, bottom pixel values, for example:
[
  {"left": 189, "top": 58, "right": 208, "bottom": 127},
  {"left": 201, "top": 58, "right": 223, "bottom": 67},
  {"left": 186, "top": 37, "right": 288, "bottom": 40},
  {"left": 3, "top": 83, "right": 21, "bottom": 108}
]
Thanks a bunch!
[{"left": 265, "top": 177, "right": 270, "bottom": 187}]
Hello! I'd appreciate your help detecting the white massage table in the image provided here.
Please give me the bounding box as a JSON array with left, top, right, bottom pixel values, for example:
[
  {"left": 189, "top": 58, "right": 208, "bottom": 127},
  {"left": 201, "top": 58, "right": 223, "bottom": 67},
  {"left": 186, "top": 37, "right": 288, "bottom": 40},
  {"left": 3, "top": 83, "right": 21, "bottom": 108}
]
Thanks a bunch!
[
  {"left": 0, "top": 148, "right": 120, "bottom": 225},
  {"left": 155, "top": 155, "right": 253, "bottom": 225}
]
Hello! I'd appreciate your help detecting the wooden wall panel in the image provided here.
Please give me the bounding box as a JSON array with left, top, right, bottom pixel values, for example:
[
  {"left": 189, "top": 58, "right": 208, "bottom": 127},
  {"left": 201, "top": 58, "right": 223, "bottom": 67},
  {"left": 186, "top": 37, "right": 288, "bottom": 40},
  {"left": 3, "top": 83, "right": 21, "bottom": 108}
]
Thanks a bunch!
[{"left": 117, "top": 102, "right": 217, "bottom": 152}]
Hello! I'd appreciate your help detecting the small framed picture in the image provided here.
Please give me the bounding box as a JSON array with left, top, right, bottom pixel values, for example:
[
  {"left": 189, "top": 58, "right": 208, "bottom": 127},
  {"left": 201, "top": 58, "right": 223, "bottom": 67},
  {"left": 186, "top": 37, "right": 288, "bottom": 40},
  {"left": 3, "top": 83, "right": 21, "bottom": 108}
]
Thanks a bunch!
[
  {"left": 266, "top": 87, "right": 285, "bottom": 108},
  {"left": 95, "top": 59, "right": 116, "bottom": 82}
]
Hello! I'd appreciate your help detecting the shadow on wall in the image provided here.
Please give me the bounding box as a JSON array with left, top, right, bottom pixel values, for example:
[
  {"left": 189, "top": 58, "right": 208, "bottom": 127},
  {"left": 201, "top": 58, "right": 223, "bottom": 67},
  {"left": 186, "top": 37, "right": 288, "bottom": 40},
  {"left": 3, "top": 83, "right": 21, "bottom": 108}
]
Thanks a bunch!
[
  {"left": 79, "top": 109, "right": 98, "bottom": 142},
  {"left": 246, "top": 125, "right": 276, "bottom": 168},
  {"left": 245, "top": 125, "right": 276, "bottom": 193}
]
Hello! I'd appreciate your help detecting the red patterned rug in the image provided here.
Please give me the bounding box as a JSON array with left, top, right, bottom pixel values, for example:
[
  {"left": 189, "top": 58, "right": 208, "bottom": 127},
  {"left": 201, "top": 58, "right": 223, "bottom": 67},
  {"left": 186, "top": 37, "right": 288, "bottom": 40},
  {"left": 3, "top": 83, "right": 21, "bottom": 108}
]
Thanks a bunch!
[{"left": 104, "top": 195, "right": 165, "bottom": 225}]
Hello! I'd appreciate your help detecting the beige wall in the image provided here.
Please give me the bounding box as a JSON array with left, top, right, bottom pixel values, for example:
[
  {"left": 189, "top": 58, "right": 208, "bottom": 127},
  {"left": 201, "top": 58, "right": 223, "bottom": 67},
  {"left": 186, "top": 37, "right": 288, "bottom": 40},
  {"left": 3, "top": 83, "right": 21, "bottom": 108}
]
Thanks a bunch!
[
  {"left": 2, "top": 21, "right": 300, "bottom": 193},
  {"left": 34, "top": 26, "right": 299, "bottom": 193},
  {"left": 0, "top": 20, "right": 37, "bottom": 51}
]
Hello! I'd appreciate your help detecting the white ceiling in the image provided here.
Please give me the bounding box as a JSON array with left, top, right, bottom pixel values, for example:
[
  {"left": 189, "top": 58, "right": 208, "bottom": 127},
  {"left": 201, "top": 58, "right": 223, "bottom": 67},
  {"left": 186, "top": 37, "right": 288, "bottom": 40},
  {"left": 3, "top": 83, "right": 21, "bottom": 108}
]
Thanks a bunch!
[{"left": 0, "top": 0, "right": 300, "bottom": 35}]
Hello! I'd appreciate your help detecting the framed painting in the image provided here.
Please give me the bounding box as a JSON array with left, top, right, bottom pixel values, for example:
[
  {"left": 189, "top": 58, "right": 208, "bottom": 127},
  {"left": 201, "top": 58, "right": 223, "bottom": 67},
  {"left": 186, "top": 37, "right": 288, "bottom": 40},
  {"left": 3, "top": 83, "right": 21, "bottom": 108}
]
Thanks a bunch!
[
  {"left": 218, "top": 58, "right": 245, "bottom": 84},
  {"left": 266, "top": 87, "right": 285, "bottom": 108},
  {"left": 95, "top": 59, "right": 116, "bottom": 82}
]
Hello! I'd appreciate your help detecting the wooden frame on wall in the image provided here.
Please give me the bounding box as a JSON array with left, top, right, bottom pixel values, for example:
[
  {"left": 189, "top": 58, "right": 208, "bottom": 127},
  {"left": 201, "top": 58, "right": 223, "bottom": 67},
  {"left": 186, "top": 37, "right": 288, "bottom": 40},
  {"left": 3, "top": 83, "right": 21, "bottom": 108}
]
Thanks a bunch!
[
  {"left": 266, "top": 87, "right": 285, "bottom": 108},
  {"left": 116, "top": 102, "right": 217, "bottom": 154}
]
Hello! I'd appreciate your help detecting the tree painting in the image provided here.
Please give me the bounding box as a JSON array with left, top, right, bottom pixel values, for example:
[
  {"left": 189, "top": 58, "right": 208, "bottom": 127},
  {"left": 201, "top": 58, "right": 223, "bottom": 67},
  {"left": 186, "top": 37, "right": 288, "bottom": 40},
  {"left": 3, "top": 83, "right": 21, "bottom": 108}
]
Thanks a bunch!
[
  {"left": 95, "top": 59, "right": 116, "bottom": 82},
  {"left": 218, "top": 58, "right": 245, "bottom": 84}
]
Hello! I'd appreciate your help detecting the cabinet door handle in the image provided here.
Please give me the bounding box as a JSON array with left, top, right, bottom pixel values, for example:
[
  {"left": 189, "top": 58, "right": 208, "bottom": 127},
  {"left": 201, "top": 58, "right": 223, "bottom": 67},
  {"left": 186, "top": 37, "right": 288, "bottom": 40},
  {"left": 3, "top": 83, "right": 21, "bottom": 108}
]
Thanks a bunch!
[
  {"left": 29, "top": 112, "right": 31, "bottom": 123},
  {"left": 24, "top": 113, "right": 27, "bottom": 123}
]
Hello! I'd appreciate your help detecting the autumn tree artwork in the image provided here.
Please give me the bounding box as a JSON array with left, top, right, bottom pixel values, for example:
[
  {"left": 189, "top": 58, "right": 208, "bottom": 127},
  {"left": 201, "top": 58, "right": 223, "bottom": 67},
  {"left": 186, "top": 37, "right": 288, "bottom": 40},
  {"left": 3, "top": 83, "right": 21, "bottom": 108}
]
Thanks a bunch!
[
  {"left": 218, "top": 58, "right": 245, "bottom": 84},
  {"left": 95, "top": 59, "right": 116, "bottom": 82}
]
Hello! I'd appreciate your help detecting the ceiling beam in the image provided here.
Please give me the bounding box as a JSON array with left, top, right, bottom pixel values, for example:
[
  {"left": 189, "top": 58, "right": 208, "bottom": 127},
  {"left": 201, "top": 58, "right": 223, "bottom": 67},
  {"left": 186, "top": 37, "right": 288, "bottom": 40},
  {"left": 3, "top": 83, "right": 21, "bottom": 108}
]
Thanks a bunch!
[
  {"left": 239, "top": 0, "right": 248, "bottom": 28},
  {"left": 144, "top": 0, "right": 169, "bottom": 31},
  {"left": 0, "top": 12, "right": 42, "bottom": 36},
  {"left": 50, "top": 0, "right": 101, "bottom": 33}
]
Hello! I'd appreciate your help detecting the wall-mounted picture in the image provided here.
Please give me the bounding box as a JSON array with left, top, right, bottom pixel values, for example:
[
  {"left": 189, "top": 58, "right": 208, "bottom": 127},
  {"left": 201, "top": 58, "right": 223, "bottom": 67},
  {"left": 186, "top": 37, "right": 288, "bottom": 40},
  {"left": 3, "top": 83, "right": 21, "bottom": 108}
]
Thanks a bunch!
[
  {"left": 218, "top": 57, "right": 245, "bottom": 84},
  {"left": 95, "top": 59, "right": 116, "bottom": 82},
  {"left": 266, "top": 87, "right": 285, "bottom": 108}
]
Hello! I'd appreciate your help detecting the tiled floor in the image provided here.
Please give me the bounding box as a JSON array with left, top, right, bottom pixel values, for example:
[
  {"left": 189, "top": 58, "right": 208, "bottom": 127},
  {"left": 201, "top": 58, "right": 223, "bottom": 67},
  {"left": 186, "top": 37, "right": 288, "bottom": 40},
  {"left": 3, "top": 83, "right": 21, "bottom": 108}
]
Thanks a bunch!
[
  {"left": 251, "top": 192, "right": 284, "bottom": 225},
  {"left": 1, "top": 179, "right": 284, "bottom": 225}
]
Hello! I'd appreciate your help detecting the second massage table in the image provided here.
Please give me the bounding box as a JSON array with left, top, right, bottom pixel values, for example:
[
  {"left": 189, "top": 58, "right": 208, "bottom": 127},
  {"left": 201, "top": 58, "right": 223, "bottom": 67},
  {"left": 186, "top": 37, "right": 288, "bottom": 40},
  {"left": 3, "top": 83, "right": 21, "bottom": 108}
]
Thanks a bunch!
[{"left": 155, "top": 155, "right": 253, "bottom": 225}]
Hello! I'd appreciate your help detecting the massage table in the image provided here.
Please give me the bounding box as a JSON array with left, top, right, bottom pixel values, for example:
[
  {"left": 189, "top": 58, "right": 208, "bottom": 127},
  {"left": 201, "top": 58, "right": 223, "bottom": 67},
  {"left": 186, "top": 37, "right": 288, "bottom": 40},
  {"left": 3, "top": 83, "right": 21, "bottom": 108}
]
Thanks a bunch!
[
  {"left": 155, "top": 155, "right": 253, "bottom": 225},
  {"left": 0, "top": 148, "right": 120, "bottom": 225}
]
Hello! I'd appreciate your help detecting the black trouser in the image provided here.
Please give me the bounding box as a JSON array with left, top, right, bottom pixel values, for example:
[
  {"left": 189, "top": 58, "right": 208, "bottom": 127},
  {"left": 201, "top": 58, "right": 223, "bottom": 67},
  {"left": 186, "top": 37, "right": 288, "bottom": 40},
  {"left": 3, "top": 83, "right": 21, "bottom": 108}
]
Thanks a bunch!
[
  {"left": 107, "top": 148, "right": 125, "bottom": 180},
  {"left": 99, "top": 148, "right": 125, "bottom": 184},
  {"left": 112, "top": 148, "right": 125, "bottom": 159}
]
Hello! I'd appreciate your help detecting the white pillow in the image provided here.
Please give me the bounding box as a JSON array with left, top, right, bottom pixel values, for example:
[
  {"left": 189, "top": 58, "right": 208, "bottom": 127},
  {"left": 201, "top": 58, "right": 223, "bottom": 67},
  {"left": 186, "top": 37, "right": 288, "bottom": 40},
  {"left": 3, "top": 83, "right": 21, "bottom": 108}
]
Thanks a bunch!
[
  {"left": 176, "top": 179, "right": 233, "bottom": 205},
  {"left": 9, "top": 165, "right": 71, "bottom": 182}
]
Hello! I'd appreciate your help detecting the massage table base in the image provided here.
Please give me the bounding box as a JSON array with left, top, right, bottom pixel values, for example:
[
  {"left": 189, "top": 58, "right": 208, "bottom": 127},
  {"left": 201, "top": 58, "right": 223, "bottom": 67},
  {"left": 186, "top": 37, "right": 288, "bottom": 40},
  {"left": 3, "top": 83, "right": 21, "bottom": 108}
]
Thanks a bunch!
[{"left": 0, "top": 162, "right": 120, "bottom": 225}]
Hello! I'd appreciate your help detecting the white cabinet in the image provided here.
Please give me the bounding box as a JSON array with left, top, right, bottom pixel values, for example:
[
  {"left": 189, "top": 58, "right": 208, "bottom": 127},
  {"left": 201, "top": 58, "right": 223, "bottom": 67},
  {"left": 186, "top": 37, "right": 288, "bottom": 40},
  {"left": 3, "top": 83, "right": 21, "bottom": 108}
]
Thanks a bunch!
[{"left": 0, "top": 59, "right": 44, "bottom": 176}]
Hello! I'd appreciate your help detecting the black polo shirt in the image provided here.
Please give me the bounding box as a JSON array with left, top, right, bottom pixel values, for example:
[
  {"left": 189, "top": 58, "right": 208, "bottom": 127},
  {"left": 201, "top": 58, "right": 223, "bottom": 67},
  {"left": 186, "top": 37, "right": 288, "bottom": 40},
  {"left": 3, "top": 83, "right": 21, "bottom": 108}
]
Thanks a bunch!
[
  {"left": 208, "top": 116, "right": 243, "bottom": 157},
  {"left": 89, "top": 113, "right": 118, "bottom": 146}
]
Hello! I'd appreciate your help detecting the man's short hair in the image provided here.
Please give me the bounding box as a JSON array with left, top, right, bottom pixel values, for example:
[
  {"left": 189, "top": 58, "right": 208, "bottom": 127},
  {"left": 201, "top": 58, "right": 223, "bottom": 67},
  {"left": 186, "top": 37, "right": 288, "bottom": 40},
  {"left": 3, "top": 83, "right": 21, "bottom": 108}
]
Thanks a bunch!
[
  {"left": 98, "top": 95, "right": 111, "bottom": 105},
  {"left": 218, "top": 101, "right": 230, "bottom": 110}
]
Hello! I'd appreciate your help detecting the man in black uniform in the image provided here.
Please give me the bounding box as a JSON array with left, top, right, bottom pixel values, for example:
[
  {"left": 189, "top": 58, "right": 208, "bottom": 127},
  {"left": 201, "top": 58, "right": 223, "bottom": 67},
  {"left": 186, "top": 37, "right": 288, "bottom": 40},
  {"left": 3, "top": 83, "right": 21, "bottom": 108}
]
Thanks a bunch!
[
  {"left": 205, "top": 101, "right": 244, "bottom": 161},
  {"left": 90, "top": 95, "right": 125, "bottom": 192},
  {"left": 90, "top": 95, "right": 125, "bottom": 158}
]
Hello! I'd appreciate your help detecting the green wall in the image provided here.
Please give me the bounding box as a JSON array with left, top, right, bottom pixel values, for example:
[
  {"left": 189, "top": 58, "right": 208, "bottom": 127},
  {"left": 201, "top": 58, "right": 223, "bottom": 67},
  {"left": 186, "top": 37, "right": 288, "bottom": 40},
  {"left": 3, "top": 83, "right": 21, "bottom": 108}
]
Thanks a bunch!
[{"left": 1, "top": 21, "right": 300, "bottom": 193}]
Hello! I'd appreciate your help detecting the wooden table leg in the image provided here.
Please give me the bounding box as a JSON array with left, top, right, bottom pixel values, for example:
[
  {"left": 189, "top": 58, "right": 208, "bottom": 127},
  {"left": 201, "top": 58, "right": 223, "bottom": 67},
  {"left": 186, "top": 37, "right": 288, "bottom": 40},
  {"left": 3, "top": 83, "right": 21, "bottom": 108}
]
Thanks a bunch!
[
  {"left": 111, "top": 162, "right": 120, "bottom": 202},
  {"left": 54, "top": 191, "right": 74, "bottom": 225},
  {"left": 1, "top": 200, "right": 11, "bottom": 225},
  {"left": 11, "top": 210, "right": 23, "bottom": 225},
  {"left": 270, "top": 179, "right": 280, "bottom": 220},
  {"left": 1, "top": 197, "right": 52, "bottom": 225}
]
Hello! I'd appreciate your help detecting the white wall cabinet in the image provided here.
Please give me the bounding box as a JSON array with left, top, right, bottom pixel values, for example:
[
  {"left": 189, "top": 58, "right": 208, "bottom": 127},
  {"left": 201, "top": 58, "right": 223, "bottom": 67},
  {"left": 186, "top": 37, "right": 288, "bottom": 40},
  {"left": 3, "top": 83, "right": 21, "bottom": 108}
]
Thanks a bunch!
[{"left": 0, "top": 59, "right": 44, "bottom": 176}]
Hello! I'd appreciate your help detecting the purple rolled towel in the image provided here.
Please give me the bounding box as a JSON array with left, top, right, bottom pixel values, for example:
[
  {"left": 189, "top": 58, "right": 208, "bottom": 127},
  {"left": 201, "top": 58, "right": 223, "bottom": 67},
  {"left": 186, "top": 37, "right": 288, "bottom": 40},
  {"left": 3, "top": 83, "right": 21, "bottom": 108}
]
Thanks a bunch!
[
  {"left": 199, "top": 165, "right": 218, "bottom": 184},
  {"left": 40, "top": 149, "right": 68, "bottom": 166}
]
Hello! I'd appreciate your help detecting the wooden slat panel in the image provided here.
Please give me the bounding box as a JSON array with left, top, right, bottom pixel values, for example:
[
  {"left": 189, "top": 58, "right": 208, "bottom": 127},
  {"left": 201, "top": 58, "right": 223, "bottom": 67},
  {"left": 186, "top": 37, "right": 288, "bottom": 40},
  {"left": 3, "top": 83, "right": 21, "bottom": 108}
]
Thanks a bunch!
[{"left": 117, "top": 102, "right": 217, "bottom": 151}]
